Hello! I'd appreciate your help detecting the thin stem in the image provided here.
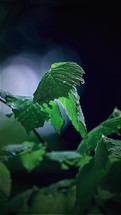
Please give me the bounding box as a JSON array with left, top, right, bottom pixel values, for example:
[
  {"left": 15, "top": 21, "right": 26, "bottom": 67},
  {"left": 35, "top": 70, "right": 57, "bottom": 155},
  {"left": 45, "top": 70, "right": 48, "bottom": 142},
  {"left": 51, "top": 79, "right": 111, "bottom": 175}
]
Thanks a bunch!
[
  {"left": 33, "top": 129, "right": 52, "bottom": 152},
  {"left": 33, "top": 129, "right": 44, "bottom": 143}
]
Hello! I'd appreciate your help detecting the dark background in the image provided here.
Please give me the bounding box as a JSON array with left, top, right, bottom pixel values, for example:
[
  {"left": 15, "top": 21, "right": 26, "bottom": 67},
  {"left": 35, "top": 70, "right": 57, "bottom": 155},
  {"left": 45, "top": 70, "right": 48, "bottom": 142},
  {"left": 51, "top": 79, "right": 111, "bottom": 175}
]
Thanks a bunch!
[{"left": 0, "top": 0, "right": 121, "bottom": 148}]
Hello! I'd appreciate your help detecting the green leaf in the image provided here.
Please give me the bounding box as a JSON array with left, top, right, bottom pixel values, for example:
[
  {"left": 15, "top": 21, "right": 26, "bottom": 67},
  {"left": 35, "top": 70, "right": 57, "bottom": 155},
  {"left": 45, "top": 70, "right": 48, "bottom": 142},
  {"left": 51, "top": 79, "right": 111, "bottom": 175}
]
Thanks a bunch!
[
  {"left": 46, "top": 150, "right": 82, "bottom": 170},
  {"left": 33, "top": 62, "right": 85, "bottom": 104},
  {"left": 59, "top": 88, "right": 87, "bottom": 138},
  {"left": 43, "top": 101, "right": 64, "bottom": 132},
  {"left": 46, "top": 150, "right": 81, "bottom": 170},
  {"left": 102, "top": 136, "right": 121, "bottom": 159},
  {"left": 78, "top": 108, "right": 121, "bottom": 153},
  {"left": 0, "top": 91, "right": 49, "bottom": 134},
  {"left": 19, "top": 141, "right": 45, "bottom": 171},
  {"left": 2, "top": 143, "right": 32, "bottom": 156},
  {"left": 46, "top": 150, "right": 81, "bottom": 162},
  {"left": 0, "top": 162, "right": 11, "bottom": 197},
  {"left": 76, "top": 159, "right": 106, "bottom": 213},
  {"left": 77, "top": 155, "right": 92, "bottom": 168},
  {"left": 95, "top": 137, "right": 109, "bottom": 169}
]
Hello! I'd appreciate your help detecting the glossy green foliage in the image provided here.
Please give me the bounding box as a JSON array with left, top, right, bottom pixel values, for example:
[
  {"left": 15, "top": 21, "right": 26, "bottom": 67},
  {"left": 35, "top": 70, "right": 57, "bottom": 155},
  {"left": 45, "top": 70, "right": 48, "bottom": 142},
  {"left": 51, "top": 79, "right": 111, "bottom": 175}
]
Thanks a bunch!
[
  {"left": 76, "top": 112, "right": 121, "bottom": 214},
  {"left": 0, "top": 62, "right": 121, "bottom": 214},
  {"left": 0, "top": 91, "right": 49, "bottom": 134},
  {"left": 46, "top": 150, "right": 82, "bottom": 170},
  {"left": 59, "top": 88, "right": 87, "bottom": 138},
  {"left": 3, "top": 143, "right": 82, "bottom": 172},
  {"left": 78, "top": 108, "right": 121, "bottom": 153},
  {"left": 0, "top": 92, "right": 64, "bottom": 134},
  {"left": 0, "top": 61, "right": 86, "bottom": 138},
  {"left": 76, "top": 137, "right": 110, "bottom": 213},
  {"left": 76, "top": 148, "right": 120, "bottom": 213},
  {"left": 19, "top": 142, "right": 45, "bottom": 171},
  {"left": 33, "top": 62, "right": 85, "bottom": 104},
  {"left": 103, "top": 137, "right": 121, "bottom": 159},
  {"left": 95, "top": 137, "right": 109, "bottom": 169},
  {"left": 1, "top": 141, "right": 83, "bottom": 172},
  {"left": 43, "top": 101, "right": 64, "bottom": 132}
]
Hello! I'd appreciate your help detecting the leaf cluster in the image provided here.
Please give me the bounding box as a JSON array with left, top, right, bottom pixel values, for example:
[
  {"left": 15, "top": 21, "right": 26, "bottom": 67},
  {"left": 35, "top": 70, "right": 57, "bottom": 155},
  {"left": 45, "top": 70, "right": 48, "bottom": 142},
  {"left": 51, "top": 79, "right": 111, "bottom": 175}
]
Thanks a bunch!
[
  {"left": 76, "top": 108, "right": 121, "bottom": 214},
  {"left": 0, "top": 62, "right": 121, "bottom": 214}
]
